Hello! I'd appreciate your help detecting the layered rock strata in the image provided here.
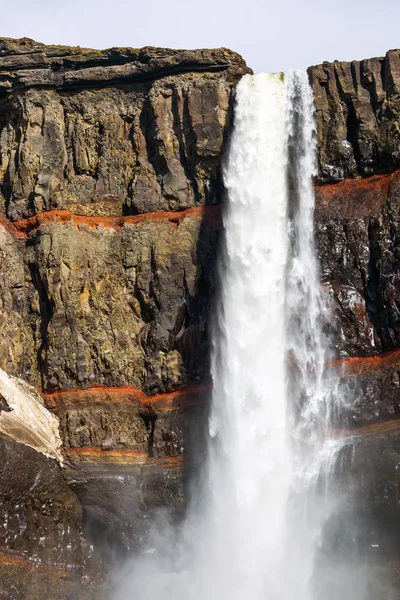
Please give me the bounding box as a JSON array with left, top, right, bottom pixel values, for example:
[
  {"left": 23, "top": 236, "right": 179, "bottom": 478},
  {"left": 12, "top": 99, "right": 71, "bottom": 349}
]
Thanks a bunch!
[
  {"left": 1, "top": 37, "right": 400, "bottom": 598},
  {"left": 310, "top": 51, "right": 400, "bottom": 563},
  {"left": 0, "top": 37, "right": 248, "bottom": 599},
  {"left": 309, "top": 49, "right": 400, "bottom": 182}
]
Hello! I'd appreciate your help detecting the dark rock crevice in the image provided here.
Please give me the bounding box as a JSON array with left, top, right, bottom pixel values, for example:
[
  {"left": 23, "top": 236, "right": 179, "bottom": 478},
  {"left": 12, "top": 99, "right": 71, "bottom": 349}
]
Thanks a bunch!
[{"left": 26, "top": 249, "right": 54, "bottom": 391}]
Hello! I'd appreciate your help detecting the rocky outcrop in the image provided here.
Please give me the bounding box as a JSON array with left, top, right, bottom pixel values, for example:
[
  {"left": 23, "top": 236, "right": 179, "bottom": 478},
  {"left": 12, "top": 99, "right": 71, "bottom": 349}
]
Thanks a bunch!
[
  {"left": 48, "top": 384, "right": 208, "bottom": 559},
  {"left": 3, "top": 210, "right": 221, "bottom": 393},
  {"left": 0, "top": 37, "right": 247, "bottom": 599},
  {"left": 310, "top": 50, "right": 400, "bottom": 572},
  {"left": 0, "top": 38, "right": 247, "bottom": 93},
  {"left": 316, "top": 170, "right": 400, "bottom": 358},
  {"left": 309, "top": 50, "right": 400, "bottom": 183},
  {"left": 0, "top": 435, "right": 103, "bottom": 600},
  {"left": 0, "top": 38, "right": 248, "bottom": 221}
]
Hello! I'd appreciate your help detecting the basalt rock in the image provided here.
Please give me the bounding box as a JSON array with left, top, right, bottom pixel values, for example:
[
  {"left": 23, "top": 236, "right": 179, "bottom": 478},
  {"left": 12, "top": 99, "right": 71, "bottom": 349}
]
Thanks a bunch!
[
  {"left": 0, "top": 435, "right": 104, "bottom": 600},
  {"left": 0, "top": 39, "right": 249, "bottom": 221},
  {"left": 309, "top": 50, "right": 400, "bottom": 183},
  {"left": 311, "top": 50, "right": 400, "bottom": 573},
  {"left": 316, "top": 170, "right": 400, "bottom": 358},
  {"left": 0, "top": 37, "right": 246, "bottom": 599},
  {"left": 18, "top": 215, "right": 220, "bottom": 393}
]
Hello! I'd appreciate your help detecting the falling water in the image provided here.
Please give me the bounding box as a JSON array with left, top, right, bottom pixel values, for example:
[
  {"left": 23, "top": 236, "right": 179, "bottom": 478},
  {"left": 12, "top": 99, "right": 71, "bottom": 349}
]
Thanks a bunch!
[
  {"left": 204, "top": 70, "right": 340, "bottom": 599},
  {"left": 206, "top": 72, "right": 293, "bottom": 599},
  {"left": 116, "top": 72, "right": 346, "bottom": 600}
]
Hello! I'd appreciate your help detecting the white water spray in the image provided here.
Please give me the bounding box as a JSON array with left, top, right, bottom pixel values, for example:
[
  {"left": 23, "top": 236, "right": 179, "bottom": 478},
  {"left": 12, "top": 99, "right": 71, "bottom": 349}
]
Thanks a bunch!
[
  {"left": 116, "top": 72, "right": 344, "bottom": 600},
  {"left": 205, "top": 72, "right": 292, "bottom": 599}
]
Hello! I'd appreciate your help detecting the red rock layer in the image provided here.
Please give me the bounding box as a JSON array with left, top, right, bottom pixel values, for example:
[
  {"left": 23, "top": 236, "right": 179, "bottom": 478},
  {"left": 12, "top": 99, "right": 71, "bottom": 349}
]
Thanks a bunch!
[
  {"left": 0, "top": 205, "right": 223, "bottom": 239},
  {"left": 315, "top": 169, "right": 400, "bottom": 216},
  {"left": 336, "top": 417, "right": 400, "bottom": 440},
  {"left": 62, "top": 448, "right": 184, "bottom": 466},
  {"left": 327, "top": 348, "right": 400, "bottom": 377},
  {"left": 0, "top": 167, "right": 398, "bottom": 239},
  {"left": 0, "top": 546, "right": 87, "bottom": 574},
  {"left": 43, "top": 384, "right": 210, "bottom": 411},
  {"left": 62, "top": 447, "right": 183, "bottom": 462},
  {"left": 316, "top": 168, "right": 400, "bottom": 217}
]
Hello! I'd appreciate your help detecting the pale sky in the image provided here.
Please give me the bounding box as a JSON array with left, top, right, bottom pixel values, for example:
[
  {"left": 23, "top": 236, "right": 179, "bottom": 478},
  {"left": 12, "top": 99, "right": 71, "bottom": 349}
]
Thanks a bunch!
[{"left": 1, "top": 0, "right": 399, "bottom": 73}]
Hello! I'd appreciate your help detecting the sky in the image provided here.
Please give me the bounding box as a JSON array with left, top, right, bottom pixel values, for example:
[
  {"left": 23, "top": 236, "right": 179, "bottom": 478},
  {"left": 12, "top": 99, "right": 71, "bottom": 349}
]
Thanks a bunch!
[{"left": 1, "top": 0, "right": 400, "bottom": 73}]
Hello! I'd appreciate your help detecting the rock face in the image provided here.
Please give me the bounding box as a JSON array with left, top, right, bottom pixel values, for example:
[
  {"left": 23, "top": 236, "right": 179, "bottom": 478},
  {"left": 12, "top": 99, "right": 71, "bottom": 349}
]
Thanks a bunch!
[
  {"left": 1, "top": 37, "right": 400, "bottom": 598},
  {"left": 316, "top": 171, "right": 400, "bottom": 358},
  {"left": 0, "top": 37, "right": 248, "bottom": 599},
  {"left": 0, "top": 38, "right": 245, "bottom": 221},
  {"left": 309, "top": 50, "right": 400, "bottom": 182},
  {"left": 311, "top": 51, "right": 400, "bottom": 570}
]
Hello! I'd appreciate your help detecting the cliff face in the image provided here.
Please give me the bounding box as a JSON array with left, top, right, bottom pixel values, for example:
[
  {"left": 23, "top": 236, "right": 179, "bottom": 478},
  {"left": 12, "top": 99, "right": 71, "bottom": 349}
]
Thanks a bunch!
[
  {"left": 309, "top": 51, "right": 400, "bottom": 183},
  {"left": 0, "top": 37, "right": 248, "bottom": 598},
  {"left": 0, "top": 38, "right": 400, "bottom": 598},
  {"left": 311, "top": 51, "right": 400, "bottom": 565}
]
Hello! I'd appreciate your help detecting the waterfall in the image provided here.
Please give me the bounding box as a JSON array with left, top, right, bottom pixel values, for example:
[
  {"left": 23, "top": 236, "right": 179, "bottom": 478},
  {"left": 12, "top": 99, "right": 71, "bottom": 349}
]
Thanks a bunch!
[
  {"left": 116, "top": 72, "right": 342, "bottom": 600},
  {"left": 206, "top": 72, "right": 292, "bottom": 599},
  {"left": 203, "top": 71, "right": 339, "bottom": 600}
]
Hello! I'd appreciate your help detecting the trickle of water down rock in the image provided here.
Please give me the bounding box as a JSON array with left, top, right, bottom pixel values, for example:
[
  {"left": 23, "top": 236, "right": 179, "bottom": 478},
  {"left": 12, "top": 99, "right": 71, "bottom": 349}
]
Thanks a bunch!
[{"left": 116, "top": 72, "right": 375, "bottom": 600}]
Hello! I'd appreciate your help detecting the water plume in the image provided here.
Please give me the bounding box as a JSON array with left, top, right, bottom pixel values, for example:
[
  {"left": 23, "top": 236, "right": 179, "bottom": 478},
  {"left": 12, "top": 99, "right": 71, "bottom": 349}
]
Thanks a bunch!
[{"left": 114, "top": 71, "right": 370, "bottom": 600}]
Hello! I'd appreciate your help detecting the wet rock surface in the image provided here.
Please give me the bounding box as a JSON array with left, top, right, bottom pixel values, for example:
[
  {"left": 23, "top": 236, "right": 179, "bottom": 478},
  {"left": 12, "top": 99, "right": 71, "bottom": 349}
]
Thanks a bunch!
[
  {"left": 0, "top": 435, "right": 103, "bottom": 599},
  {"left": 316, "top": 171, "right": 400, "bottom": 357},
  {"left": 310, "top": 50, "right": 400, "bottom": 571}
]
